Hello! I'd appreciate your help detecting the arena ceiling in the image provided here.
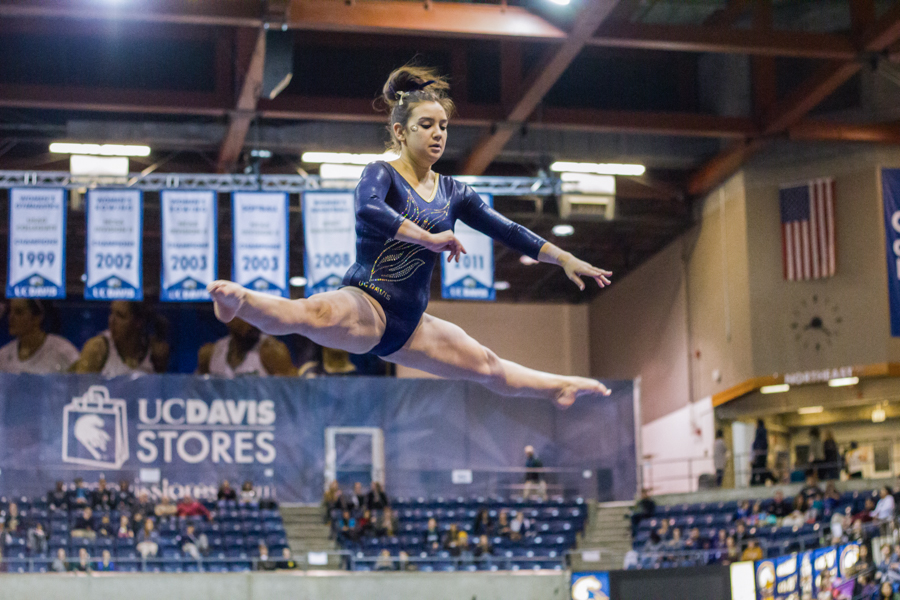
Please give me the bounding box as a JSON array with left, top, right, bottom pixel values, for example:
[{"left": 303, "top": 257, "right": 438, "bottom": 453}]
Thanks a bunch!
[{"left": 1, "top": 0, "right": 900, "bottom": 302}]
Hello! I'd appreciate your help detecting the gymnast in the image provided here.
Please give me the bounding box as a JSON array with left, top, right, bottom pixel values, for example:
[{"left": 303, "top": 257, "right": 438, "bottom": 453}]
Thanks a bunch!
[{"left": 208, "top": 65, "right": 612, "bottom": 407}]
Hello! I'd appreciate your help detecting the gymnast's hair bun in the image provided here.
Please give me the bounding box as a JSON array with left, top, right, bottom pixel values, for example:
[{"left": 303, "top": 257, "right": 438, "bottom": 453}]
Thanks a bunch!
[{"left": 381, "top": 64, "right": 450, "bottom": 109}]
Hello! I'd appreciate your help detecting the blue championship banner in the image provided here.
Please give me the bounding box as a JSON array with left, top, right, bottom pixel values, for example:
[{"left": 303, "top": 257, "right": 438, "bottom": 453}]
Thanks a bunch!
[
  {"left": 441, "top": 192, "right": 495, "bottom": 300},
  {"left": 85, "top": 189, "right": 143, "bottom": 300},
  {"left": 7, "top": 188, "right": 67, "bottom": 299},
  {"left": 302, "top": 191, "right": 356, "bottom": 296},
  {"left": 232, "top": 192, "right": 289, "bottom": 297},
  {"left": 882, "top": 169, "right": 900, "bottom": 336},
  {"left": 160, "top": 190, "right": 217, "bottom": 302}
]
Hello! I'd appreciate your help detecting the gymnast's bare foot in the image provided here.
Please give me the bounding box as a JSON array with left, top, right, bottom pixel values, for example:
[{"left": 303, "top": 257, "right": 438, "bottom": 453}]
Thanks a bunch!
[
  {"left": 207, "top": 280, "right": 246, "bottom": 323},
  {"left": 554, "top": 377, "right": 610, "bottom": 409}
]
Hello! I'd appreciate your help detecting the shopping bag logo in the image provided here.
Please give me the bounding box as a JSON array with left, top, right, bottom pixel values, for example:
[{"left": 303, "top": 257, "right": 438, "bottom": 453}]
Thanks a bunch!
[{"left": 62, "top": 385, "right": 129, "bottom": 469}]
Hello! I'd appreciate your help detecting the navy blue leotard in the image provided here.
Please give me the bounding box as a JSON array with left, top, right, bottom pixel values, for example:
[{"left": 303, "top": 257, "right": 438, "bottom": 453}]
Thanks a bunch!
[{"left": 342, "top": 161, "right": 547, "bottom": 356}]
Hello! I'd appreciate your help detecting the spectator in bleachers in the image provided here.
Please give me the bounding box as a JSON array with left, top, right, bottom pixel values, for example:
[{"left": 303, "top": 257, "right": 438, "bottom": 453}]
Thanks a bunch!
[
  {"left": 509, "top": 512, "right": 530, "bottom": 541},
  {"left": 724, "top": 536, "right": 740, "bottom": 564},
  {"left": 666, "top": 528, "right": 683, "bottom": 550},
  {"left": 714, "top": 429, "right": 728, "bottom": 487},
  {"left": 656, "top": 518, "right": 670, "bottom": 540},
  {"left": 872, "top": 486, "right": 896, "bottom": 522},
  {"left": 72, "top": 301, "right": 169, "bottom": 375},
  {"left": 336, "top": 510, "right": 356, "bottom": 543},
  {"left": 629, "top": 489, "right": 656, "bottom": 537},
  {"left": 472, "top": 509, "right": 492, "bottom": 537},
  {"left": 154, "top": 495, "right": 177, "bottom": 519},
  {"left": 397, "top": 550, "right": 416, "bottom": 572},
  {"left": 96, "top": 514, "right": 113, "bottom": 537},
  {"left": 330, "top": 487, "right": 351, "bottom": 515},
  {"left": 817, "top": 568, "right": 833, "bottom": 600},
  {"left": 425, "top": 517, "right": 441, "bottom": 551},
  {"left": 95, "top": 549, "right": 115, "bottom": 572},
  {"left": 713, "top": 529, "right": 728, "bottom": 550},
  {"left": 879, "top": 581, "right": 900, "bottom": 600},
  {"left": 131, "top": 511, "right": 146, "bottom": 535},
  {"left": 50, "top": 548, "right": 67, "bottom": 573},
  {"left": 853, "top": 543, "right": 874, "bottom": 577},
  {"left": 367, "top": 482, "right": 389, "bottom": 511},
  {"left": 457, "top": 531, "right": 473, "bottom": 565},
  {"left": 375, "top": 549, "right": 394, "bottom": 571},
  {"left": 217, "top": 480, "right": 238, "bottom": 502},
  {"left": 71, "top": 477, "right": 90, "bottom": 507},
  {"left": 750, "top": 419, "right": 769, "bottom": 486},
  {"left": 800, "top": 471, "right": 823, "bottom": 502},
  {"left": 854, "top": 498, "right": 877, "bottom": 524},
  {"left": 69, "top": 547, "right": 92, "bottom": 572},
  {"left": 782, "top": 495, "right": 807, "bottom": 528},
  {"left": 133, "top": 492, "right": 154, "bottom": 518},
  {"left": 277, "top": 547, "right": 298, "bottom": 570},
  {"left": 26, "top": 522, "right": 47, "bottom": 555},
  {"left": 732, "top": 521, "right": 747, "bottom": 547},
  {"left": 643, "top": 531, "right": 663, "bottom": 553},
  {"left": 767, "top": 490, "right": 791, "bottom": 519},
  {"left": 736, "top": 500, "right": 751, "bottom": 521},
  {"left": 240, "top": 480, "right": 258, "bottom": 504},
  {"left": 808, "top": 427, "right": 825, "bottom": 477},
  {"left": 822, "top": 430, "right": 840, "bottom": 480},
  {"left": 806, "top": 493, "right": 823, "bottom": 524},
  {"left": 356, "top": 509, "right": 374, "bottom": 539},
  {"left": 823, "top": 482, "right": 841, "bottom": 516},
  {"left": 4, "top": 501, "right": 23, "bottom": 534},
  {"left": 0, "top": 299, "right": 79, "bottom": 374},
  {"left": 117, "top": 515, "right": 133, "bottom": 540},
  {"left": 257, "top": 542, "right": 277, "bottom": 571},
  {"left": 48, "top": 481, "right": 69, "bottom": 511},
  {"left": 741, "top": 539, "right": 763, "bottom": 561},
  {"left": 683, "top": 527, "right": 702, "bottom": 550},
  {"left": 443, "top": 524, "right": 460, "bottom": 550},
  {"left": 114, "top": 479, "right": 134, "bottom": 511},
  {"left": 177, "top": 494, "right": 212, "bottom": 520},
  {"left": 71, "top": 507, "right": 96, "bottom": 540},
  {"left": 350, "top": 482, "right": 366, "bottom": 513},
  {"left": 523, "top": 445, "right": 547, "bottom": 500},
  {"left": 474, "top": 534, "right": 493, "bottom": 559},
  {"left": 496, "top": 510, "right": 511, "bottom": 538},
  {"left": 178, "top": 523, "right": 207, "bottom": 559},
  {"left": 136, "top": 519, "right": 159, "bottom": 559},
  {"left": 92, "top": 477, "right": 113, "bottom": 510},
  {"left": 197, "top": 317, "right": 294, "bottom": 378},
  {"left": 377, "top": 506, "right": 398, "bottom": 537},
  {"left": 854, "top": 573, "right": 877, "bottom": 600}
]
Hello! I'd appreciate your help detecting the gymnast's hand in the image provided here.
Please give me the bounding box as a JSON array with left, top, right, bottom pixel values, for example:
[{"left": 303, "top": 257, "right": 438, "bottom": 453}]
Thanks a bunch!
[
  {"left": 425, "top": 230, "right": 468, "bottom": 263},
  {"left": 560, "top": 254, "right": 612, "bottom": 291}
]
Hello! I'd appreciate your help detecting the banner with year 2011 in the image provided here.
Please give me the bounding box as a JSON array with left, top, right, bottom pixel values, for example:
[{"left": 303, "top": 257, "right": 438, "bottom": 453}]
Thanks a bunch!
[
  {"left": 85, "top": 189, "right": 143, "bottom": 300},
  {"left": 160, "top": 190, "right": 217, "bottom": 302},
  {"left": 232, "top": 192, "right": 289, "bottom": 297},
  {"left": 441, "top": 192, "right": 495, "bottom": 300},
  {"left": 7, "top": 188, "right": 67, "bottom": 299},
  {"left": 302, "top": 191, "right": 356, "bottom": 296}
]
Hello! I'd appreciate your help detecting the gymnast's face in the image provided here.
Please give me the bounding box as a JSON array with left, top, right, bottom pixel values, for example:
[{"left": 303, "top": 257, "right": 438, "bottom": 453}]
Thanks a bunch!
[{"left": 397, "top": 101, "right": 448, "bottom": 165}]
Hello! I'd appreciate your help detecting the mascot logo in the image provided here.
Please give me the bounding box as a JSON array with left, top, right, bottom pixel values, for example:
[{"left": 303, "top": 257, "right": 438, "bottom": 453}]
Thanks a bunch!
[
  {"left": 62, "top": 385, "right": 129, "bottom": 469},
  {"left": 571, "top": 573, "right": 610, "bottom": 600}
]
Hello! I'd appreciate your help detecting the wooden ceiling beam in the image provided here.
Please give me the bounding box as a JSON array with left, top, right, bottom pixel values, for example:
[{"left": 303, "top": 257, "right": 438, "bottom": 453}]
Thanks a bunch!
[
  {"left": 789, "top": 121, "right": 900, "bottom": 144},
  {"left": 216, "top": 28, "right": 267, "bottom": 173}
]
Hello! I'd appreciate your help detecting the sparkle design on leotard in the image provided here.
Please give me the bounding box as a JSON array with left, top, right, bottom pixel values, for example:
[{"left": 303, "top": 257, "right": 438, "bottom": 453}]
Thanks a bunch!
[{"left": 368, "top": 184, "right": 450, "bottom": 284}]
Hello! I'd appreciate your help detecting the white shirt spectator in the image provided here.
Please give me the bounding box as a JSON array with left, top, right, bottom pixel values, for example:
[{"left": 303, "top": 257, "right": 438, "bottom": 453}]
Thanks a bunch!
[
  {"left": 0, "top": 334, "right": 79, "bottom": 374},
  {"left": 872, "top": 494, "right": 895, "bottom": 521},
  {"left": 208, "top": 334, "right": 270, "bottom": 378},
  {"left": 99, "top": 330, "right": 154, "bottom": 377}
]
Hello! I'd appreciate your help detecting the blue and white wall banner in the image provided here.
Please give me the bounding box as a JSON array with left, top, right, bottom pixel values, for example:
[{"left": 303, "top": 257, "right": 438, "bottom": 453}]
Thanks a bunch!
[
  {"left": 85, "top": 189, "right": 143, "bottom": 300},
  {"left": 442, "top": 192, "right": 495, "bottom": 301},
  {"left": 7, "top": 188, "right": 67, "bottom": 299},
  {"left": 881, "top": 169, "right": 900, "bottom": 336},
  {"left": 160, "top": 190, "right": 217, "bottom": 302},
  {"left": 302, "top": 191, "right": 356, "bottom": 296},
  {"left": 232, "top": 192, "right": 288, "bottom": 297}
]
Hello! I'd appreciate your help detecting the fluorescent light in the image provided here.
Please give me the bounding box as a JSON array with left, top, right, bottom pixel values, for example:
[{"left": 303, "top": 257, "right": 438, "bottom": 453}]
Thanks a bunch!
[
  {"left": 319, "top": 164, "right": 365, "bottom": 179},
  {"left": 250, "top": 149, "right": 272, "bottom": 158},
  {"left": 547, "top": 0, "right": 570, "bottom": 4},
  {"left": 289, "top": 276, "right": 307, "bottom": 287},
  {"left": 872, "top": 407, "right": 886, "bottom": 423},
  {"left": 560, "top": 173, "right": 616, "bottom": 195},
  {"left": 760, "top": 384, "right": 790, "bottom": 394},
  {"left": 552, "top": 224, "right": 574, "bottom": 236},
  {"left": 797, "top": 406, "right": 824, "bottom": 415},
  {"left": 301, "top": 151, "right": 398, "bottom": 165},
  {"left": 70, "top": 155, "right": 129, "bottom": 176},
  {"left": 530, "top": 180, "right": 542, "bottom": 192},
  {"left": 494, "top": 281, "right": 510, "bottom": 290},
  {"left": 550, "top": 161, "right": 646, "bottom": 176},
  {"left": 51, "top": 143, "right": 150, "bottom": 157},
  {"left": 520, "top": 256, "right": 539, "bottom": 266},
  {"left": 828, "top": 376, "right": 859, "bottom": 388}
]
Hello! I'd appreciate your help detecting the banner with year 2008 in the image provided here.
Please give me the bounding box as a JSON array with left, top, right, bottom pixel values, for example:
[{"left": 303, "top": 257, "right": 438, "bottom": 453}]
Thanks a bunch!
[
  {"left": 302, "top": 191, "right": 355, "bottom": 296},
  {"left": 160, "top": 190, "right": 217, "bottom": 302},
  {"left": 232, "top": 192, "right": 289, "bottom": 297},
  {"left": 85, "top": 189, "right": 143, "bottom": 300},
  {"left": 441, "top": 192, "right": 495, "bottom": 301},
  {"left": 7, "top": 188, "right": 67, "bottom": 299}
]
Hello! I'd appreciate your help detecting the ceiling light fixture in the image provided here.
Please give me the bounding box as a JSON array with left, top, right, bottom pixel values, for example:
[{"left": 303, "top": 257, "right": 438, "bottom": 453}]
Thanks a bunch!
[
  {"left": 50, "top": 143, "right": 150, "bottom": 157},
  {"left": 760, "top": 384, "right": 790, "bottom": 394},
  {"left": 828, "top": 376, "right": 859, "bottom": 388},
  {"left": 69, "top": 155, "right": 129, "bottom": 177},
  {"left": 319, "top": 164, "right": 365, "bottom": 179},
  {"left": 301, "top": 151, "right": 398, "bottom": 165},
  {"left": 797, "top": 406, "right": 824, "bottom": 415},
  {"left": 550, "top": 161, "right": 646, "bottom": 177},
  {"left": 552, "top": 224, "right": 575, "bottom": 236}
]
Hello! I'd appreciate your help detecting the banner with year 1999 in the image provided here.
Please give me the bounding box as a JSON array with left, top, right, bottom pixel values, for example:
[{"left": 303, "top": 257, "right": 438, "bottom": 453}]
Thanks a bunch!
[
  {"left": 302, "top": 191, "right": 356, "bottom": 296},
  {"left": 7, "top": 188, "right": 67, "bottom": 299},
  {"left": 160, "top": 190, "right": 217, "bottom": 302},
  {"left": 85, "top": 189, "right": 143, "bottom": 300},
  {"left": 441, "top": 192, "right": 495, "bottom": 300},
  {"left": 232, "top": 192, "right": 288, "bottom": 297}
]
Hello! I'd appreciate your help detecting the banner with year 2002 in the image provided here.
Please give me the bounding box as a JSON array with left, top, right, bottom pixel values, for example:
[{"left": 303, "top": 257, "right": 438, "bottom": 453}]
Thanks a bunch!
[
  {"left": 441, "top": 192, "right": 495, "bottom": 300},
  {"left": 7, "top": 188, "right": 67, "bottom": 299},
  {"left": 302, "top": 191, "right": 356, "bottom": 296},
  {"left": 160, "top": 190, "right": 217, "bottom": 302},
  {"left": 232, "top": 192, "right": 289, "bottom": 297},
  {"left": 85, "top": 189, "right": 143, "bottom": 300}
]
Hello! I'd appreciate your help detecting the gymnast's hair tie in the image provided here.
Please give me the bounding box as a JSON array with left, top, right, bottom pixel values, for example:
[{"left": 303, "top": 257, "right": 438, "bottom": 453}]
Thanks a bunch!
[{"left": 396, "top": 90, "right": 411, "bottom": 105}]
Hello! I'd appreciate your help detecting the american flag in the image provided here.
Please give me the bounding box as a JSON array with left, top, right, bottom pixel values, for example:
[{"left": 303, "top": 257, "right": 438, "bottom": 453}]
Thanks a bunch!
[{"left": 780, "top": 178, "right": 836, "bottom": 281}]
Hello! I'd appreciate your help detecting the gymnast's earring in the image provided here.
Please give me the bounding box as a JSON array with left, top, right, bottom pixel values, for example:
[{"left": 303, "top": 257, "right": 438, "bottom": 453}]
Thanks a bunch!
[{"left": 410, "top": 125, "right": 418, "bottom": 132}]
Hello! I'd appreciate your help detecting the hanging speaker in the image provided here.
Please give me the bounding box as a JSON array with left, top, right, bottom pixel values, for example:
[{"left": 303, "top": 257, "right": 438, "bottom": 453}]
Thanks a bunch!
[{"left": 260, "top": 30, "right": 293, "bottom": 100}]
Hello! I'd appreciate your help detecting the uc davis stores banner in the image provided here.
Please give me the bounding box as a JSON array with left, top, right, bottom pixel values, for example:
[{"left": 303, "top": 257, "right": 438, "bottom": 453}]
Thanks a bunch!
[
  {"left": 302, "top": 191, "right": 356, "bottom": 296},
  {"left": 7, "top": 188, "right": 67, "bottom": 299},
  {"left": 85, "top": 189, "right": 143, "bottom": 300},
  {"left": 882, "top": 169, "right": 900, "bottom": 336},
  {"left": 160, "top": 190, "right": 217, "bottom": 302},
  {"left": 232, "top": 192, "right": 288, "bottom": 297},
  {"left": 441, "top": 192, "right": 495, "bottom": 300}
]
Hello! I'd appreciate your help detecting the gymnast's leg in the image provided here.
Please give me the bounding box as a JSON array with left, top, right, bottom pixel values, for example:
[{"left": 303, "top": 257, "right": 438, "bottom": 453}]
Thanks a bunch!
[
  {"left": 207, "top": 280, "right": 385, "bottom": 355},
  {"left": 386, "top": 313, "right": 609, "bottom": 407}
]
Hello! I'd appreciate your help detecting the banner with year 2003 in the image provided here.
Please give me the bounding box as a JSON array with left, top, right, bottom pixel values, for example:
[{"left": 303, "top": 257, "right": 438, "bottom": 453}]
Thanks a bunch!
[
  {"left": 85, "top": 189, "right": 143, "bottom": 300},
  {"left": 160, "top": 190, "right": 217, "bottom": 302},
  {"left": 441, "top": 192, "right": 495, "bottom": 300},
  {"left": 302, "top": 191, "right": 356, "bottom": 296},
  {"left": 232, "top": 192, "right": 288, "bottom": 297},
  {"left": 7, "top": 188, "right": 67, "bottom": 299}
]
